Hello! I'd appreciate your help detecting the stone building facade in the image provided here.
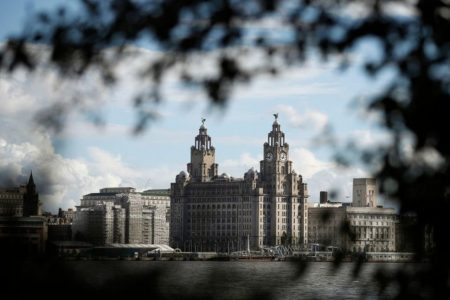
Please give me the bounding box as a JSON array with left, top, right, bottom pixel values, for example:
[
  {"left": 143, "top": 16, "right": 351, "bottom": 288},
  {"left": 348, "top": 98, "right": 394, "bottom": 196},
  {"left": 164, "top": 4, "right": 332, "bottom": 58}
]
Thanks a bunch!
[
  {"left": 170, "top": 117, "right": 309, "bottom": 251},
  {"left": 0, "top": 216, "right": 48, "bottom": 256},
  {"left": 142, "top": 189, "right": 171, "bottom": 245},
  {"left": 346, "top": 206, "right": 397, "bottom": 252},
  {"left": 353, "top": 178, "right": 377, "bottom": 207},
  {"left": 73, "top": 187, "right": 170, "bottom": 245},
  {"left": 0, "top": 173, "right": 47, "bottom": 256},
  {"left": 307, "top": 178, "right": 397, "bottom": 252},
  {"left": 47, "top": 208, "right": 76, "bottom": 242},
  {"left": 308, "top": 206, "right": 347, "bottom": 249},
  {"left": 72, "top": 202, "right": 124, "bottom": 245},
  {"left": 48, "top": 223, "right": 72, "bottom": 242},
  {"left": 0, "top": 173, "right": 40, "bottom": 217}
]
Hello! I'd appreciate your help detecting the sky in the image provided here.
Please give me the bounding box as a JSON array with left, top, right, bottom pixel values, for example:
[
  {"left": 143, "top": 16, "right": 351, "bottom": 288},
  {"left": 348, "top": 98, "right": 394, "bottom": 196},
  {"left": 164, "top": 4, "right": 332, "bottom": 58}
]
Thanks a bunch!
[{"left": 0, "top": 1, "right": 399, "bottom": 212}]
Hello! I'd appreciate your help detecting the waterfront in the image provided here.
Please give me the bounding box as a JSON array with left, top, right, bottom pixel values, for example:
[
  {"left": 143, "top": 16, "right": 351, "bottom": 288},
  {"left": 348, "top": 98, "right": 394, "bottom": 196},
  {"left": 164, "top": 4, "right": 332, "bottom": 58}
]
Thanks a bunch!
[{"left": 9, "top": 261, "right": 424, "bottom": 299}]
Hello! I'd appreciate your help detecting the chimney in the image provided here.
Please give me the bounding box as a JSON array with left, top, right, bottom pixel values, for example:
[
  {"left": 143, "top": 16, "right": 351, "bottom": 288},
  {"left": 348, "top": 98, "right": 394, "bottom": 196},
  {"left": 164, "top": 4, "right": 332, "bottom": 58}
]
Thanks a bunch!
[{"left": 320, "top": 191, "right": 328, "bottom": 204}]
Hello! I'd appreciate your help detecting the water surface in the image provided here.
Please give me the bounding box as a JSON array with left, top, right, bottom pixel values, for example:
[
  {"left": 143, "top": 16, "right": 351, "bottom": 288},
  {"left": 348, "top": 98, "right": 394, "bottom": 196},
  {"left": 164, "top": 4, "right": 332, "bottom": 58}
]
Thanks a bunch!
[{"left": 59, "top": 261, "right": 411, "bottom": 299}]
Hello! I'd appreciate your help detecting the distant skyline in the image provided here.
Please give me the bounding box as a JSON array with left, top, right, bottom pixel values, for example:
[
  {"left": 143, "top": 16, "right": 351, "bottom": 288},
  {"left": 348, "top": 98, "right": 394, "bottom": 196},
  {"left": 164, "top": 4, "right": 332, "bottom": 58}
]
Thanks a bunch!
[{"left": 0, "top": 1, "right": 394, "bottom": 212}]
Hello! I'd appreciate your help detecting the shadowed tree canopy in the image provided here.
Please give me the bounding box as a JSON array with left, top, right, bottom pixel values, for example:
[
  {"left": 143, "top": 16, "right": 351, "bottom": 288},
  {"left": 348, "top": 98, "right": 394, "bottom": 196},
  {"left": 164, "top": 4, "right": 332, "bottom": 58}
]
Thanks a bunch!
[{"left": 1, "top": 0, "right": 449, "bottom": 298}]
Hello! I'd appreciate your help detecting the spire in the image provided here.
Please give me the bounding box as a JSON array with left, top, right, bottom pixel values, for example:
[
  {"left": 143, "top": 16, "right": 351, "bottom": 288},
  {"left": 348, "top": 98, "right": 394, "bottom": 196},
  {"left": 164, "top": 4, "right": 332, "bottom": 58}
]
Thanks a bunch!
[
  {"left": 24, "top": 170, "right": 39, "bottom": 216},
  {"left": 200, "top": 117, "right": 206, "bottom": 130},
  {"left": 195, "top": 118, "right": 212, "bottom": 150},
  {"left": 188, "top": 119, "right": 218, "bottom": 181},
  {"left": 268, "top": 114, "right": 285, "bottom": 146},
  {"left": 28, "top": 171, "right": 35, "bottom": 186},
  {"left": 27, "top": 170, "right": 36, "bottom": 194}
]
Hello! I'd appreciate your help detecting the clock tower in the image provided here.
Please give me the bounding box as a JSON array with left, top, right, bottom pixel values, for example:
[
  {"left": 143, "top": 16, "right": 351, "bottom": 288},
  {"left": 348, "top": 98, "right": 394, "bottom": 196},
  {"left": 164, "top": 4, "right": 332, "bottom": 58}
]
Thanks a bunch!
[
  {"left": 260, "top": 114, "right": 308, "bottom": 246},
  {"left": 260, "top": 114, "right": 293, "bottom": 187},
  {"left": 187, "top": 119, "right": 218, "bottom": 182}
]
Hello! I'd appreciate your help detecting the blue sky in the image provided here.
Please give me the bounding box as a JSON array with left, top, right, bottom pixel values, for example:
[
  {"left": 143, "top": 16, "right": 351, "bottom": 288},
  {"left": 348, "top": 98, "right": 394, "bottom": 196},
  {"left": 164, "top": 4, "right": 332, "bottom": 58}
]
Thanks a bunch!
[{"left": 0, "top": 1, "right": 397, "bottom": 212}]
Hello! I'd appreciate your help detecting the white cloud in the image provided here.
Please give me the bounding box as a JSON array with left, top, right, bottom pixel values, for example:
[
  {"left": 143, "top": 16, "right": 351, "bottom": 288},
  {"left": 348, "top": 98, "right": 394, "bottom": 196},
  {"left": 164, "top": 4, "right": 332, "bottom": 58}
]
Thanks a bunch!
[
  {"left": 276, "top": 104, "right": 328, "bottom": 131},
  {"left": 232, "top": 62, "right": 339, "bottom": 103},
  {"left": 288, "top": 147, "right": 370, "bottom": 204},
  {"left": 342, "top": 1, "right": 418, "bottom": 19},
  {"left": 221, "top": 153, "right": 261, "bottom": 176},
  {"left": 0, "top": 57, "right": 176, "bottom": 212},
  {"left": 383, "top": 1, "right": 419, "bottom": 17},
  {"left": 307, "top": 167, "right": 367, "bottom": 203},
  {"left": 86, "top": 147, "right": 141, "bottom": 179},
  {"left": 348, "top": 129, "right": 391, "bottom": 149},
  {"left": 0, "top": 129, "right": 176, "bottom": 212},
  {"left": 215, "top": 135, "right": 262, "bottom": 146},
  {"left": 1, "top": 123, "right": 180, "bottom": 212},
  {"left": 0, "top": 77, "right": 39, "bottom": 116},
  {"left": 147, "top": 48, "right": 340, "bottom": 104},
  {"left": 290, "top": 147, "right": 333, "bottom": 178},
  {"left": 217, "top": 146, "right": 369, "bottom": 205},
  {"left": 0, "top": 43, "right": 386, "bottom": 214}
]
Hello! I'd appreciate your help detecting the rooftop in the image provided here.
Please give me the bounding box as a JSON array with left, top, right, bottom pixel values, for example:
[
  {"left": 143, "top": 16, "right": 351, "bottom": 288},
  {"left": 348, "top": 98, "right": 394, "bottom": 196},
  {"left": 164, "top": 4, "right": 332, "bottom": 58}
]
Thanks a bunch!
[
  {"left": 141, "top": 189, "right": 170, "bottom": 196},
  {"left": 105, "top": 244, "right": 174, "bottom": 252}
]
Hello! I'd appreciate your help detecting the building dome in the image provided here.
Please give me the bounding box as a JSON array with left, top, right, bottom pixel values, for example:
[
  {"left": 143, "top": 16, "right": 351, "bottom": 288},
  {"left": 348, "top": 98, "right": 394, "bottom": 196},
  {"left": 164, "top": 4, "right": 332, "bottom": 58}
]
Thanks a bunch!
[
  {"left": 177, "top": 171, "right": 190, "bottom": 179},
  {"left": 176, "top": 171, "right": 190, "bottom": 183},
  {"left": 220, "top": 173, "right": 230, "bottom": 179},
  {"left": 244, "top": 167, "right": 259, "bottom": 180}
]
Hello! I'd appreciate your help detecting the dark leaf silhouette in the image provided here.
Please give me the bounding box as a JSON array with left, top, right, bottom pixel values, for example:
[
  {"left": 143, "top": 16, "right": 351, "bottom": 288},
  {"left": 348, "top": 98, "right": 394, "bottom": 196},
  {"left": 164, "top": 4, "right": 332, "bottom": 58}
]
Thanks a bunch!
[{"left": 1, "top": 0, "right": 450, "bottom": 298}]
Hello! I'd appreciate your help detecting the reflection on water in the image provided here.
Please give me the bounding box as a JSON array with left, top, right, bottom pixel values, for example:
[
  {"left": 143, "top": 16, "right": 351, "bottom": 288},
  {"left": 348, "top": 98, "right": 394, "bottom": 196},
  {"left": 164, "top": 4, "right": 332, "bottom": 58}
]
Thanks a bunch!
[{"left": 61, "top": 261, "right": 411, "bottom": 299}]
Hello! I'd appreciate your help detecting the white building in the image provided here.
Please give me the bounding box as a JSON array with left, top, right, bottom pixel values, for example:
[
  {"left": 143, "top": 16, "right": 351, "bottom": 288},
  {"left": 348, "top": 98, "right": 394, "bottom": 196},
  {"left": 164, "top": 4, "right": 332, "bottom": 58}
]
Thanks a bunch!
[
  {"left": 72, "top": 202, "right": 125, "bottom": 245},
  {"left": 346, "top": 206, "right": 397, "bottom": 252},
  {"left": 307, "top": 179, "right": 397, "bottom": 252},
  {"left": 73, "top": 187, "right": 170, "bottom": 245},
  {"left": 352, "top": 178, "right": 377, "bottom": 207}
]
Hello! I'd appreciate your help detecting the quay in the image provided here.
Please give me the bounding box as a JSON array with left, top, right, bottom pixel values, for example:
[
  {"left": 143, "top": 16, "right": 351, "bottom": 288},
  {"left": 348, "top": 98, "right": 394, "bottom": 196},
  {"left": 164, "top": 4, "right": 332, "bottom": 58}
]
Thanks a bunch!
[{"left": 50, "top": 242, "right": 416, "bottom": 262}]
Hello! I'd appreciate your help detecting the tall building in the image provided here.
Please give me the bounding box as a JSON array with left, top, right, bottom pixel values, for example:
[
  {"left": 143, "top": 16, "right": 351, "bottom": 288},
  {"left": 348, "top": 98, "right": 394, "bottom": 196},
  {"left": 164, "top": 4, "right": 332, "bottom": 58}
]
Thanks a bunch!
[
  {"left": 320, "top": 191, "right": 328, "bottom": 204},
  {"left": 170, "top": 116, "right": 309, "bottom": 251},
  {"left": 346, "top": 206, "right": 397, "bottom": 252},
  {"left": 0, "top": 172, "right": 47, "bottom": 256},
  {"left": 352, "top": 178, "right": 377, "bottom": 207},
  {"left": 0, "top": 173, "right": 40, "bottom": 217},
  {"left": 142, "top": 189, "right": 171, "bottom": 245},
  {"left": 308, "top": 206, "right": 347, "bottom": 249},
  {"left": 308, "top": 180, "right": 397, "bottom": 252},
  {"left": 72, "top": 187, "right": 170, "bottom": 245}
]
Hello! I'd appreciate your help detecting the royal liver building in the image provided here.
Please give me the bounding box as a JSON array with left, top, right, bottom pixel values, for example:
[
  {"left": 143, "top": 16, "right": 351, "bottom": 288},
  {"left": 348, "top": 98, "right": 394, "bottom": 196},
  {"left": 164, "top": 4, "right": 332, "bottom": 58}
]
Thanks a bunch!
[{"left": 170, "top": 116, "right": 308, "bottom": 251}]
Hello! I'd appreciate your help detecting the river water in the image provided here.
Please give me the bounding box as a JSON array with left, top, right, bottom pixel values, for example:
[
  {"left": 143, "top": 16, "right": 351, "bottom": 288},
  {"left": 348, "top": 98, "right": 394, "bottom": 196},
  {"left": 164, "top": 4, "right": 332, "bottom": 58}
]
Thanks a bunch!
[{"left": 50, "top": 261, "right": 416, "bottom": 299}]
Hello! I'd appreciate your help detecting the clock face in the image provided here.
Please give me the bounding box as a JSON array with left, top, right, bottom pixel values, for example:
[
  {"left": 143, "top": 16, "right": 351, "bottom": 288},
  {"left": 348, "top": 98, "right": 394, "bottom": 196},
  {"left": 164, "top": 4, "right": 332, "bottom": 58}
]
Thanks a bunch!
[
  {"left": 265, "top": 152, "right": 273, "bottom": 161},
  {"left": 280, "top": 152, "right": 287, "bottom": 161}
]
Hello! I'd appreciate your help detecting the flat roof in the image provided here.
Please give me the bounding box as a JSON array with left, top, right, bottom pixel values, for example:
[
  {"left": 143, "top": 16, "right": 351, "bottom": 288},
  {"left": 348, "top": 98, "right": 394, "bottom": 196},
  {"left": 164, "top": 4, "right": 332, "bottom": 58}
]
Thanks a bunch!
[
  {"left": 50, "top": 241, "right": 93, "bottom": 247},
  {"left": 141, "top": 189, "right": 170, "bottom": 196},
  {"left": 83, "top": 192, "right": 118, "bottom": 197},
  {"left": 105, "top": 244, "right": 174, "bottom": 251}
]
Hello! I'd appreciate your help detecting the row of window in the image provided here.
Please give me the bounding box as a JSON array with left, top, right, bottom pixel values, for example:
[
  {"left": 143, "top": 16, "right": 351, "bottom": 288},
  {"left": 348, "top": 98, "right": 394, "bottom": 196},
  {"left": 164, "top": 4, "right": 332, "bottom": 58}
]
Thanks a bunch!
[
  {"left": 348, "top": 214, "right": 395, "bottom": 220},
  {"left": 352, "top": 221, "right": 393, "bottom": 226},
  {"left": 355, "top": 233, "right": 392, "bottom": 239},
  {"left": 188, "top": 211, "right": 241, "bottom": 216},
  {"left": 186, "top": 189, "right": 240, "bottom": 196},
  {"left": 355, "top": 227, "right": 391, "bottom": 233},
  {"left": 187, "top": 203, "right": 238, "bottom": 209}
]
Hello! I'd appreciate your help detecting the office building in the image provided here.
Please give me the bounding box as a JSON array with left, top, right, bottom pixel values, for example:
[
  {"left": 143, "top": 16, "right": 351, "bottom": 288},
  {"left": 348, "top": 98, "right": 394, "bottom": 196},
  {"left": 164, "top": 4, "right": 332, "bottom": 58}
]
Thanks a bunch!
[{"left": 170, "top": 116, "right": 309, "bottom": 251}]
